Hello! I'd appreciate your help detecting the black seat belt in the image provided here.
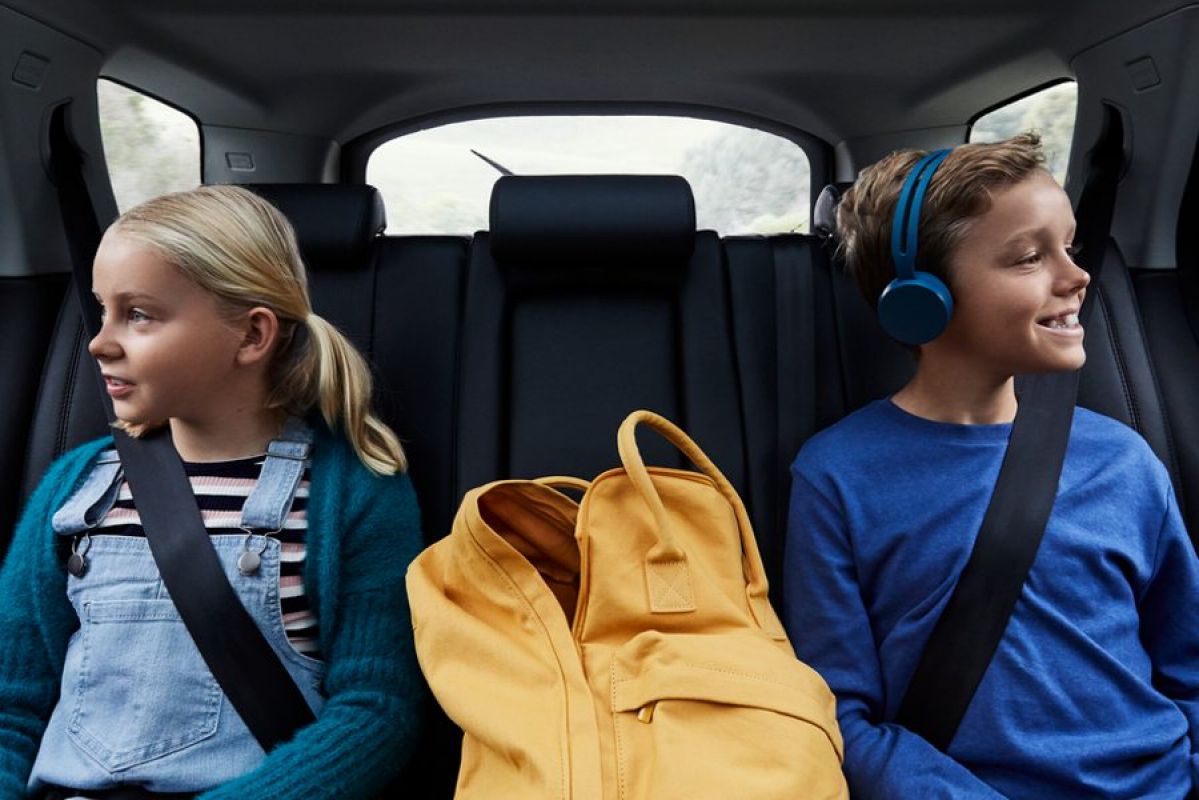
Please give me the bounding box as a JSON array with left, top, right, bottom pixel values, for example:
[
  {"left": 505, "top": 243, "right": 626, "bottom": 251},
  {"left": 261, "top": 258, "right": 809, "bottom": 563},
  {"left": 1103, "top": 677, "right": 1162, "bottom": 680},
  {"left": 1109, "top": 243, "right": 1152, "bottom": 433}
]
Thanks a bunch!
[
  {"left": 895, "top": 104, "right": 1126, "bottom": 751},
  {"left": 47, "top": 103, "right": 315, "bottom": 752},
  {"left": 774, "top": 235, "right": 817, "bottom": 597}
]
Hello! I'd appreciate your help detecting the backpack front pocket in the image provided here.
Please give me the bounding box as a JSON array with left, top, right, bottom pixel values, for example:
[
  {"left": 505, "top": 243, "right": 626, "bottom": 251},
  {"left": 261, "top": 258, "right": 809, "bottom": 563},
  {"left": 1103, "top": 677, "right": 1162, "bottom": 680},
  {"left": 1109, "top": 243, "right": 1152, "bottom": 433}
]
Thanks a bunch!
[
  {"left": 609, "top": 631, "right": 846, "bottom": 800},
  {"left": 68, "top": 599, "right": 224, "bottom": 771}
]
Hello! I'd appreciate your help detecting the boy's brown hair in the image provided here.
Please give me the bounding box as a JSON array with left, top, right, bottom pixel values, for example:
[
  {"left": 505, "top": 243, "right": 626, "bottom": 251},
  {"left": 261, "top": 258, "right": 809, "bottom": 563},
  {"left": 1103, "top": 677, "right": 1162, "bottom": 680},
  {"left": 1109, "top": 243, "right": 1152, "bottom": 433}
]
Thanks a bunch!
[{"left": 836, "top": 132, "right": 1049, "bottom": 313}]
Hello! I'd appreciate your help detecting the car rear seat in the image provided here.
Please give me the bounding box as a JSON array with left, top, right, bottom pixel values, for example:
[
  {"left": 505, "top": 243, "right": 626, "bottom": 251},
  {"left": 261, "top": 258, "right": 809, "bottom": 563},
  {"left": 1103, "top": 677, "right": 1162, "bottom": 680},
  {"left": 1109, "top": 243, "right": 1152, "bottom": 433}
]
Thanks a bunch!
[
  {"left": 24, "top": 177, "right": 1190, "bottom": 565},
  {"left": 245, "top": 185, "right": 471, "bottom": 540},
  {"left": 1131, "top": 140, "right": 1199, "bottom": 539},
  {"left": 1134, "top": 270, "right": 1199, "bottom": 536},
  {"left": 23, "top": 173, "right": 1192, "bottom": 556},
  {"left": 722, "top": 234, "right": 837, "bottom": 595},
  {"left": 14, "top": 175, "right": 1194, "bottom": 798},
  {"left": 455, "top": 174, "right": 745, "bottom": 499},
  {"left": 0, "top": 274, "right": 69, "bottom": 556}
]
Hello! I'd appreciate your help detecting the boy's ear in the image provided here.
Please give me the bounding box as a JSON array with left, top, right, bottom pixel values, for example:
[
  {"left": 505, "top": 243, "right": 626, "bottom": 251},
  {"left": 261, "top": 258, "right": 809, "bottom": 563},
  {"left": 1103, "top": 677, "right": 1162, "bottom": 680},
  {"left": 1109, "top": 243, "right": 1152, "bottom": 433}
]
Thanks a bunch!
[{"left": 236, "top": 307, "right": 279, "bottom": 367}]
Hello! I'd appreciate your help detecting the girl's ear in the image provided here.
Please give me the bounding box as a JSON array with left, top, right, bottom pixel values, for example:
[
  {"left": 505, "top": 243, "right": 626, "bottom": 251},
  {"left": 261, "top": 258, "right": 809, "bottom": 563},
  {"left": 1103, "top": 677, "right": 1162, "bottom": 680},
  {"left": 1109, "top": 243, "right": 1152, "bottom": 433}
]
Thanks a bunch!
[{"left": 236, "top": 307, "right": 280, "bottom": 367}]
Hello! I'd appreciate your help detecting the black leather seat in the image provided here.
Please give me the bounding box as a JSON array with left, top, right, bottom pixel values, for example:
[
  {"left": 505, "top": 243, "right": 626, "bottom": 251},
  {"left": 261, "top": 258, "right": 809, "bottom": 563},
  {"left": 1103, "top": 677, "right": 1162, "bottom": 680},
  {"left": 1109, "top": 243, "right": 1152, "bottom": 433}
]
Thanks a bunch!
[
  {"left": 23, "top": 176, "right": 1191, "bottom": 565},
  {"left": 0, "top": 274, "right": 69, "bottom": 555},
  {"left": 455, "top": 174, "right": 746, "bottom": 502},
  {"left": 13, "top": 173, "right": 1197, "bottom": 798}
]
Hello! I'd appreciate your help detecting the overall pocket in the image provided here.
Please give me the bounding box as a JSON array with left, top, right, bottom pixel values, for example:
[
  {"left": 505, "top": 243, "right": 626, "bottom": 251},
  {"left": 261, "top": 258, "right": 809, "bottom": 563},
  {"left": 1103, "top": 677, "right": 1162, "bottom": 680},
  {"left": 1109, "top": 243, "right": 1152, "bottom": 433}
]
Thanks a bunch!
[
  {"left": 610, "top": 631, "right": 846, "bottom": 800},
  {"left": 68, "top": 599, "right": 223, "bottom": 771}
]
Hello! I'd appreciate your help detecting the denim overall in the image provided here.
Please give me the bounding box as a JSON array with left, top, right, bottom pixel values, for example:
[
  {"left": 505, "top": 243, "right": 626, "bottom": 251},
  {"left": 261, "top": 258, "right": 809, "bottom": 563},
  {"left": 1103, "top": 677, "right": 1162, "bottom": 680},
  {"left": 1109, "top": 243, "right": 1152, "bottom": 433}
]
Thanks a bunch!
[{"left": 29, "top": 419, "right": 325, "bottom": 795}]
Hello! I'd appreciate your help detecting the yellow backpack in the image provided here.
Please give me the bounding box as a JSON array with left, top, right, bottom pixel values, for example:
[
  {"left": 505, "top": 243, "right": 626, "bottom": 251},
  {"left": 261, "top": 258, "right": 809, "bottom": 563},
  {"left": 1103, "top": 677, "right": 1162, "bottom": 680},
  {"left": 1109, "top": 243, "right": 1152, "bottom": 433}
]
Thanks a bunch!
[{"left": 406, "top": 410, "right": 847, "bottom": 799}]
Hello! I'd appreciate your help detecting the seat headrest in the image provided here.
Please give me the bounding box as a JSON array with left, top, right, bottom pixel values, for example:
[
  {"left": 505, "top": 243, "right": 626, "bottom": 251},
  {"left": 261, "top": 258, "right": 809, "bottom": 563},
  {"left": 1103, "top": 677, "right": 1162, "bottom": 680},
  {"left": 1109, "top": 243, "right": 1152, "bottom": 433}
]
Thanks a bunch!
[
  {"left": 813, "top": 182, "right": 854, "bottom": 241},
  {"left": 244, "top": 184, "right": 386, "bottom": 269},
  {"left": 489, "top": 175, "right": 696, "bottom": 265}
]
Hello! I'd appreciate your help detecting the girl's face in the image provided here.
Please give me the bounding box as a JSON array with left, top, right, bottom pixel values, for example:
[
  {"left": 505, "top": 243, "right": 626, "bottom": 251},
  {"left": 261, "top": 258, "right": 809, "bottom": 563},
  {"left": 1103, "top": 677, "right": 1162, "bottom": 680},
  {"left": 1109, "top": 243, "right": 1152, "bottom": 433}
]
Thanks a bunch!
[
  {"left": 89, "top": 231, "right": 248, "bottom": 430},
  {"left": 926, "top": 171, "right": 1090, "bottom": 378}
]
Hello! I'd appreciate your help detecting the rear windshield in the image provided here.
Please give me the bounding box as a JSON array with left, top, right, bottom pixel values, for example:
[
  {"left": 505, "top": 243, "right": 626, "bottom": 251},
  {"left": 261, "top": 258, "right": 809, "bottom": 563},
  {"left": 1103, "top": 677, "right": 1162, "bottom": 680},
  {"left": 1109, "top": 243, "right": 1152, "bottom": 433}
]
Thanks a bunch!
[{"left": 367, "top": 115, "right": 811, "bottom": 236}]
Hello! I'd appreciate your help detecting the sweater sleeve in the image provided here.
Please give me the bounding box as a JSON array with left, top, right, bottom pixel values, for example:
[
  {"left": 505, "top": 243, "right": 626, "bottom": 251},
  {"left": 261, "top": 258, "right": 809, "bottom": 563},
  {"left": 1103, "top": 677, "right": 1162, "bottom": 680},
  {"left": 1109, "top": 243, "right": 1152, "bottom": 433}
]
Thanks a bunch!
[
  {"left": 0, "top": 457, "right": 82, "bottom": 799},
  {"left": 1136, "top": 484, "right": 1199, "bottom": 787},
  {"left": 784, "top": 466, "right": 1006, "bottom": 799},
  {"left": 196, "top": 468, "right": 426, "bottom": 800}
]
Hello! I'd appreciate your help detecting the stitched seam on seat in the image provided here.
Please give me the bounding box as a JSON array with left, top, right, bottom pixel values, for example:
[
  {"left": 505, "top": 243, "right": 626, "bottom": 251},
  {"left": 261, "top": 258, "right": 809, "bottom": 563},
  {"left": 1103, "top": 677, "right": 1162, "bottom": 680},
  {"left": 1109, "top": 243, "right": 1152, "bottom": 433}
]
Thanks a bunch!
[
  {"left": 58, "top": 316, "right": 84, "bottom": 458},
  {"left": 1128, "top": 271, "right": 1188, "bottom": 511}
]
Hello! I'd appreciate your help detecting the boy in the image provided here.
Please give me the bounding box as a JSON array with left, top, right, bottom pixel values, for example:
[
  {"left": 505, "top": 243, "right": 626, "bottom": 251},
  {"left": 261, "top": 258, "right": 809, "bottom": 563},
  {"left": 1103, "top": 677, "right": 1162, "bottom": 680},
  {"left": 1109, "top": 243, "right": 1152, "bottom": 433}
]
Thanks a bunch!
[{"left": 785, "top": 133, "right": 1199, "bottom": 797}]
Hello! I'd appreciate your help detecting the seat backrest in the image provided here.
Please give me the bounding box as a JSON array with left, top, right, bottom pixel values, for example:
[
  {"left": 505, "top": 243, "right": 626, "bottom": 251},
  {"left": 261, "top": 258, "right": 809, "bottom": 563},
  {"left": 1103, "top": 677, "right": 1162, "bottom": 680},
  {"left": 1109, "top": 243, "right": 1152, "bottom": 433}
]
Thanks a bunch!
[
  {"left": 370, "top": 234, "right": 468, "bottom": 541},
  {"left": 1076, "top": 241, "right": 1180, "bottom": 487},
  {"left": 454, "top": 175, "right": 746, "bottom": 512},
  {"left": 249, "top": 184, "right": 471, "bottom": 541},
  {"left": 1134, "top": 268, "right": 1199, "bottom": 538},
  {"left": 245, "top": 183, "right": 387, "bottom": 356},
  {"left": 0, "top": 274, "right": 68, "bottom": 554},
  {"left": 722, "top": 234, "right": 833, "bottom": 594}
]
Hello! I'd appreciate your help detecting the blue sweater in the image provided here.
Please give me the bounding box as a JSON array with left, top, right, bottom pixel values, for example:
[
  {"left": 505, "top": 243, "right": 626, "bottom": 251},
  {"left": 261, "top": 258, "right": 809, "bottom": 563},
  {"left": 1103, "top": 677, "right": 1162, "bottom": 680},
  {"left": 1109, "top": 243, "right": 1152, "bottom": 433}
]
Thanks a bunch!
[
  {"left": 0, "top": 427, "right": 426, "bottom": 800},
  {"left": 785, "top": 399, "right": 1198, "bottom": 798}
]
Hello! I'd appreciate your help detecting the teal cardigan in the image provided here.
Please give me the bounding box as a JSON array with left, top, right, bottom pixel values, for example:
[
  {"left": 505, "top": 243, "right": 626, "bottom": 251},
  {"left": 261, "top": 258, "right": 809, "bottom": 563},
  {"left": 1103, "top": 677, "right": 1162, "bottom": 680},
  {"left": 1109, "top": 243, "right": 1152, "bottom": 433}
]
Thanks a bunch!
[{"left": 0, "top": 427, "right": 426, "bottom": 799}]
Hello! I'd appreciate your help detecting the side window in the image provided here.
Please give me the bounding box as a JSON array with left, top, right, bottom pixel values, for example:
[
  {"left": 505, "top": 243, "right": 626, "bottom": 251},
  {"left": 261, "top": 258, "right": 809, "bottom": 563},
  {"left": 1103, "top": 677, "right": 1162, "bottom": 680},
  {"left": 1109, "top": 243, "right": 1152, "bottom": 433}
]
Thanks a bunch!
[
  {"left": 97, "top": 79, "right": 201, "bottom": 212},
  {"left": 969, "top": 82, "right": 1078, "bottom": 184},
  {"left": 367, "top": 116, "right": 811, "bottom": 236}
]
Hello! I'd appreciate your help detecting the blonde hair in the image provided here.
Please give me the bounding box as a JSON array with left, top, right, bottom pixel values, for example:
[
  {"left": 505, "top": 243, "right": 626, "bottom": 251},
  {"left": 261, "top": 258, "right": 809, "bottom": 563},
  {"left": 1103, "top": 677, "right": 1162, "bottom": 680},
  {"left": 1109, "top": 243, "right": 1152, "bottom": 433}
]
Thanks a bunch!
[{"left": 109, "top": 185, "right": 407, "bottom": 475}]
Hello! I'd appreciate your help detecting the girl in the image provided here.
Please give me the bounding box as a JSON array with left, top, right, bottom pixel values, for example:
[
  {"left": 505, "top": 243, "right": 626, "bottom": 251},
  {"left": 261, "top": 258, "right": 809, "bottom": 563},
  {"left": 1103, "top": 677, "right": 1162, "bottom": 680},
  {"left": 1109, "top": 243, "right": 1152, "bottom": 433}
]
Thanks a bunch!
[{"left": 0, "top": 186, "right": 424, "bottom": 799}]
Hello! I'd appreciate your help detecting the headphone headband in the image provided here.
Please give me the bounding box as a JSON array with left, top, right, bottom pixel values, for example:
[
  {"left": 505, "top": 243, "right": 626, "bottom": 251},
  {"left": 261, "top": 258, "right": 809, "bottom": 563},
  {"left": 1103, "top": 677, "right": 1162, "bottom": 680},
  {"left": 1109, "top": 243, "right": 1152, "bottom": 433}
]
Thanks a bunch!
[{"left": 890, "top": 148, "right": 952, "bottom": 280}]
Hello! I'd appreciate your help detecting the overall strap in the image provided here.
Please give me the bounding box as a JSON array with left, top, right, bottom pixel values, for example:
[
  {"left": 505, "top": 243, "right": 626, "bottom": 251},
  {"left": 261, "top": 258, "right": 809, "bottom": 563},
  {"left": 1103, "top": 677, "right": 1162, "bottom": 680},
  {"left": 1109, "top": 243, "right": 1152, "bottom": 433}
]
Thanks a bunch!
[
  {"left": 51, "top": 449, "right": 122, "bottom": 535},
  {"left": 240, "top": 417, "right": 314, "bottom": 531}
]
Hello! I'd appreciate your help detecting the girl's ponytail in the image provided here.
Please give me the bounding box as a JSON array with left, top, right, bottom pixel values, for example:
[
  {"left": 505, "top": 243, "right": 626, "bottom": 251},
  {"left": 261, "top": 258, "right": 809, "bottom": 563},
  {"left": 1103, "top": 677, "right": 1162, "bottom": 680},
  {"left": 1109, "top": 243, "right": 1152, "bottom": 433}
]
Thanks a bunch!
[{"left": 299, "top": 313, "right": 406, "bottom": 475}]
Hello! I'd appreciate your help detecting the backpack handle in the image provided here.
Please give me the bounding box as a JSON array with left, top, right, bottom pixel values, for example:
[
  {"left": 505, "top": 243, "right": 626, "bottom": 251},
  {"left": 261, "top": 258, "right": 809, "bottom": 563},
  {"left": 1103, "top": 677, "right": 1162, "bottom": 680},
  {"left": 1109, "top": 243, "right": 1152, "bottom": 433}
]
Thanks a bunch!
[{"left": 616, "top": 410, "right": 773, "bottom": 615}]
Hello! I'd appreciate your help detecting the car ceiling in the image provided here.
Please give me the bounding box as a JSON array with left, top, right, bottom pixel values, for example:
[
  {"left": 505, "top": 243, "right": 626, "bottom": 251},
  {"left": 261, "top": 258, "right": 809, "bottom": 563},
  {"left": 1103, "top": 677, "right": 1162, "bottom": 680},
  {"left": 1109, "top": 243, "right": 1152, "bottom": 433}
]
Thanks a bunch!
[{"left": 3, "top": 0, "right": 1191, "bottom": 145}]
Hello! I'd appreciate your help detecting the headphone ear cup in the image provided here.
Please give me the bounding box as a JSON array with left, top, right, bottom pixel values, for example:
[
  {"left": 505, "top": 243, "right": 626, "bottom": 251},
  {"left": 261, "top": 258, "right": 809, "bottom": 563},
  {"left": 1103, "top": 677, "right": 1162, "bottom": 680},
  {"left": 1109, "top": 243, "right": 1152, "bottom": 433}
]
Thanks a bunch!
[{"left": 877, "top": 271, "right": 954, "bottom": 345}]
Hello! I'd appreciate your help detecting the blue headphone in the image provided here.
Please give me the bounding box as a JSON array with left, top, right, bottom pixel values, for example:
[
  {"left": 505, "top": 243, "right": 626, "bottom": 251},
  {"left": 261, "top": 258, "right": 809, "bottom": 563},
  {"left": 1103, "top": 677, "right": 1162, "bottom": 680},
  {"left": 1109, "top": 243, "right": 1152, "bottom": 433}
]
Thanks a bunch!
[{"left": 878, "top": 148, "right": 955, "bottom": 345}]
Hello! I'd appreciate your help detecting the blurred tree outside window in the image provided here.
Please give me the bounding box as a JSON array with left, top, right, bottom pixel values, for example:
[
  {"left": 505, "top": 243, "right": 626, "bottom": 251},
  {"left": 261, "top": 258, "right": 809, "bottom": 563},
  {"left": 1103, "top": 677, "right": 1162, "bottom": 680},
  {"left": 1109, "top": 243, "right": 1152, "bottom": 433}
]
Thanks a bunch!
[
  {"left": 969, "top": 82, "right": 1078, "bottom": 184},
  {"left": 367, "top": 116, "right": 811, "bottom": 236},
  {"left": 97, "top": 79, "right": 201, "bottom": 212}
]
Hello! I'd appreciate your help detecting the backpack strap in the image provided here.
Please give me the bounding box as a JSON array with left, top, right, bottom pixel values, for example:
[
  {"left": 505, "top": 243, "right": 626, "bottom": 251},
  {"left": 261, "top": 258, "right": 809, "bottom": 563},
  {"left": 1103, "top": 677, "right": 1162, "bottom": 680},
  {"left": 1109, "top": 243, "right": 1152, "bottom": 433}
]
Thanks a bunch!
[
  {"left": 895, "top": 104, "right": 1126, "bottom": 750},
  {"left": 240, "top": 416, "right": 314, "bottom": 531}
]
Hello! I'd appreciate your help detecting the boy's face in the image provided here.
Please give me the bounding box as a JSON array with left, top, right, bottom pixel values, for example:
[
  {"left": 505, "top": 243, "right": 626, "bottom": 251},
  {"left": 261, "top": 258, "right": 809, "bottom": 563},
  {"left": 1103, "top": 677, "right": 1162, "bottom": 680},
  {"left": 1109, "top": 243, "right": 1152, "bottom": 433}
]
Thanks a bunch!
[{"left": 926, "top": 171, "right": 1089, "bottom": 377}]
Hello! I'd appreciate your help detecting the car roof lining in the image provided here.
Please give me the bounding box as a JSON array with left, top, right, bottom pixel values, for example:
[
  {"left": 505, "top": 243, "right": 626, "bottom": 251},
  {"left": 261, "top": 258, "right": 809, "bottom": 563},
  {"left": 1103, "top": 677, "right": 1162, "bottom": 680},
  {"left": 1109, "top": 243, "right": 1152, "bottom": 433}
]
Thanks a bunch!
[{"left": 4, "top": 0, "right": 1189, "bottom": 145}]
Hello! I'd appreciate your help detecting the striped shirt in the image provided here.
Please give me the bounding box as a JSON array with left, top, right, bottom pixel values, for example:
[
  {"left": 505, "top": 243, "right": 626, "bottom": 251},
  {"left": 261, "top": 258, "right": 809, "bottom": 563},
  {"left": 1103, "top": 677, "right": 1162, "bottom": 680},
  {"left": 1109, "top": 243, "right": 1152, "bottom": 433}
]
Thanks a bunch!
[{"left": 89, "top": 455, "right": 321, "bottom": 659}]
